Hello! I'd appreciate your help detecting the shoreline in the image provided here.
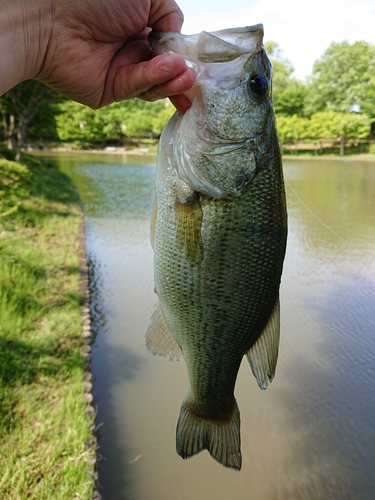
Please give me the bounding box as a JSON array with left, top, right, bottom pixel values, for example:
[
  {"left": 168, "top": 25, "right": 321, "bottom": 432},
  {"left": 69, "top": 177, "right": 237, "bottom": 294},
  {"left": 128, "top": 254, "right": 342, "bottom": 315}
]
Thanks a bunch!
[
  {"left": 77, "top": 213, "right": 102, "bottom": 500},
  {"left": 30, "top": 147, "right": 375, "bottom": 162},
  {"left": 0, "top": 154, "right": 97, "bottom": 499},
  {"left": 30, "top": 146, "right": 158, "bottom": 157}
]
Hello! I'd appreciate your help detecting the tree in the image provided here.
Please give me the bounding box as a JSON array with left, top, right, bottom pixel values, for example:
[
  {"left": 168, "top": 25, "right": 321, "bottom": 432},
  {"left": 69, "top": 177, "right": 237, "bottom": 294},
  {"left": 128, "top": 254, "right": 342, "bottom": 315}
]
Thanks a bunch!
[
  {"left": 1, "top": 81, "right": 61, "bottom": 160},
  {"left": 331, "top": 112, "right": 370, "bottom": 155},
  {"left": 56, "top": 100, "right": 112, "bottom": 146},
  {"left": 305, "top": 41, "right": 375, "bottom": 117},
  {"left": 265, "top": 42, "right": 307, "bottom": 117},
  {"left": 56, "top": 98, "right": 175, "bottom": 146},
  {"left": 276, "top": 114, "right": 309, "bottom": 144},
  {"left": 276, "top": 111, "right": 370, "bottom": 155},
  {"left": 273, "top": 80, "right": 307, "bottom": 117}
]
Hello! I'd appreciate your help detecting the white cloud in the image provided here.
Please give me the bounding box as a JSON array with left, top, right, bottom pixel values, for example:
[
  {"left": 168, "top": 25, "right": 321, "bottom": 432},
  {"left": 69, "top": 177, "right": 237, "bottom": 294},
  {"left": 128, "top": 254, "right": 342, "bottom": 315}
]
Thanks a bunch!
[{"left": 178, "top": 0, "right": 375, "bottom": 80}]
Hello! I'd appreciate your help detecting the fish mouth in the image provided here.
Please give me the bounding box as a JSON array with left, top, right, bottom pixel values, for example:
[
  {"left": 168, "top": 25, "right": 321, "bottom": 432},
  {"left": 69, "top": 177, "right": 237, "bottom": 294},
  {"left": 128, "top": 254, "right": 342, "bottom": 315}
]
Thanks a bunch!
[
  {"left": 149, "top": 25, "right": 265, "bottom": 103},
  {"left": 148, "top": 25, "right": 264, "bottom": 64}
]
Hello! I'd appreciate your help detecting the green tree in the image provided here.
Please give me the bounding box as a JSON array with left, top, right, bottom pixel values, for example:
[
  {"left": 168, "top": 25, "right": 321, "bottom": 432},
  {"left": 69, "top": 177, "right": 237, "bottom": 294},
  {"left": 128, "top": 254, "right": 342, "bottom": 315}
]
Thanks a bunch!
[
  {"left": 265, "top": 42, "right": 307, "bottom": 117},
  {"left": 124, "top": 99, "right": 175, "bottom": 137},
  {"left": 1, "top": 81, "right": 61, "bottom": 160},
  {"left": 276, "top": 111, "right": 370, "bottom": 155},
  {"left": 331, "top": 112, "right": 370, "bottom": 155},
  {"left": 306, "top": 112, "right": 336, "bottom": 143},
  {"left": 56, "top": 100, "right": 107, "bottom": 146},
  {"left": 307, "top": 111, "right": 369, "bottom": 154},
  {"left": 276, "top": 114, "right": 309, "bottom": 144},
  {"left": 56, "top": 98, "right": 175, "bottom": 146},
  {"left": 305, "top": 41, "right": 375, "bottom": 117}
]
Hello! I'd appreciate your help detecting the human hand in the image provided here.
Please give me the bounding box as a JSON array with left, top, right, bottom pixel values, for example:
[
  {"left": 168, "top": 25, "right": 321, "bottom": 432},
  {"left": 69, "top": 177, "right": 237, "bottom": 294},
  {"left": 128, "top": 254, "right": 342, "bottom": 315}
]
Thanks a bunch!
[{"left": 1, "top": 0, "right": 195, "bottom": 113}]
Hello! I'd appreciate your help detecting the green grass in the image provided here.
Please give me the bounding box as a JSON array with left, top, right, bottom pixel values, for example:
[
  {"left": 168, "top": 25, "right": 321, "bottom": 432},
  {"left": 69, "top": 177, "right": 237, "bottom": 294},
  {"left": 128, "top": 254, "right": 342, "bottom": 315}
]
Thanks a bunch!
[{"left": 0, "top": 150, "right": 96, "bottom": 499}]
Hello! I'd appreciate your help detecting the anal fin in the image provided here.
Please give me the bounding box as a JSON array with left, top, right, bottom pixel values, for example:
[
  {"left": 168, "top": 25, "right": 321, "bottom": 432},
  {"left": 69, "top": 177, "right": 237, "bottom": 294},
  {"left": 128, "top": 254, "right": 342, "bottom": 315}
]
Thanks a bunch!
[
  {"left": 246, "top": 297, "right": 280, "bottom": 390},
  {"left": 145, "top": 303, "right": 181, "bottom": 362}
]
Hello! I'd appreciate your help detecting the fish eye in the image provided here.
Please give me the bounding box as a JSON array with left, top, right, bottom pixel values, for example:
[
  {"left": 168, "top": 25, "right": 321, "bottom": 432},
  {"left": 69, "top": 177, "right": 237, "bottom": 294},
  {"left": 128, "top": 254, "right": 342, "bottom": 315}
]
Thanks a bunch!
[{"left": 247, "top": 73, "right": 269, "bottom": 100}]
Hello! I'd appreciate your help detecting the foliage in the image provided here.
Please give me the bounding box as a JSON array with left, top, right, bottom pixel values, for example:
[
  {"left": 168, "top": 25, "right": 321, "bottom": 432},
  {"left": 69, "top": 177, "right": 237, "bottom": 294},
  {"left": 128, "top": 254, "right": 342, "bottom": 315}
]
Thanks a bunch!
[
  {"left": 273, "top": 80, "right": 308, "bottom": 117},
  {"left": 0, "top": 159, "right": 30, "bottom": 217},
  {"left": 2, "top": 39, "right": 374, "bottom": 153},
  {"left": 277, "top": 111, "right": 370, "bottom": 144},
  {"left": 56, "top": 98, "right": 175, "bottom": 147},
  {"left": 304, "top": 41, "right": 375, "bottom": 117},
  {"left": 56, "top": 100, "right": 107, "bottom": 146},
  {"left": 120, "top": 99, "right": 175, "bottom": 137},
  {"left": 1, "top": 81, "right": 62, "bottom": 159},
  {"left": 0, "top": 154, "right": 96, "bottom": 499},
  {"left": 330, "top": 112, "right": 370, "bottom": 139},
  {"left": 265, "top": 41, "right": 307, "bottom": 117},
  {"left": 27, "top": 97, "right": 62, "bottom": 140},
  {"left": 276, "top": 115, "right": 309, "bottom": 143}
]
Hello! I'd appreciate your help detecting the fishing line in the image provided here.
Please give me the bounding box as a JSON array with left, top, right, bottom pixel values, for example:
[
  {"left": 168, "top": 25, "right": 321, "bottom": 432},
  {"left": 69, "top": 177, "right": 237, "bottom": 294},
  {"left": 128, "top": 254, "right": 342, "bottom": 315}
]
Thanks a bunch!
[{"left": 285, "top": 178, "right": 348, "bottom": 244}]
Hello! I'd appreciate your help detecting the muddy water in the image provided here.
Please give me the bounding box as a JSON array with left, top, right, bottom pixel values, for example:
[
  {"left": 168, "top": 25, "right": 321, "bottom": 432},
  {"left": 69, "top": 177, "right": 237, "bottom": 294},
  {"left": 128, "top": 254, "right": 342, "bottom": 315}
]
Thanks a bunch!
[{"left": 48, "top": 153, "right": 375, "bottom": 499}]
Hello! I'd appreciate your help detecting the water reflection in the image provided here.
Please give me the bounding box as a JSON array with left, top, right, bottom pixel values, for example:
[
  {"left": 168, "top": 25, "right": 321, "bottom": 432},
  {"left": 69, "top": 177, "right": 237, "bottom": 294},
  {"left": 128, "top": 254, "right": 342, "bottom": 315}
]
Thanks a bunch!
[
  {"left": 40, "top": 153, "right": 375, "bottom": 500},
  {"left": 279, "top": 159, "right": 375, "bottom": 499}
]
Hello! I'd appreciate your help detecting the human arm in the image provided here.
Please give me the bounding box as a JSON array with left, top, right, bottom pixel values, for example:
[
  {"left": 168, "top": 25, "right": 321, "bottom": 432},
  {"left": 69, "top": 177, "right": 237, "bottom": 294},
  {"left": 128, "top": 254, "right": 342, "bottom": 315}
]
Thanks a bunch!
[{"left": 0, "top": 0, "right": 195, "bottom": 112}]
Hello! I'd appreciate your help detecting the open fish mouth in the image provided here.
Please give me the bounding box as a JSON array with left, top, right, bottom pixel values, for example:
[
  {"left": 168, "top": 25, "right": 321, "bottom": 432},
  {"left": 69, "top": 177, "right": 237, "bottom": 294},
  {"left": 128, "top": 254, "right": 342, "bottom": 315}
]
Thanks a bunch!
[
  {"left": 149, "top": 25, "right": 264, "bottom": 64},
  {"left": 149, "top": 25, "right": 265, "bottom": 88}
]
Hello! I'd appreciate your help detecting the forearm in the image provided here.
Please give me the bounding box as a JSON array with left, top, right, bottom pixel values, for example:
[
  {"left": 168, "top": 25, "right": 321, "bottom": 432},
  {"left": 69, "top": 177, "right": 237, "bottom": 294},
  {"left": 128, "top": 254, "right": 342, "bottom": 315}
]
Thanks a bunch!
[{"left": 0, "top": 0, "right": 51, "bottom": 95}]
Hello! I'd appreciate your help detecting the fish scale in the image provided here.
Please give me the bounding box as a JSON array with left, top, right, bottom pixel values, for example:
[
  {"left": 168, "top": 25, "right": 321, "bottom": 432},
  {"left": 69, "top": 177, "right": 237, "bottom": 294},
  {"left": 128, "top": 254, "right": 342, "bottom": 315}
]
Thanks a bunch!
[{"left": 145, "top": 24, "right": 287, "bottom": 471}]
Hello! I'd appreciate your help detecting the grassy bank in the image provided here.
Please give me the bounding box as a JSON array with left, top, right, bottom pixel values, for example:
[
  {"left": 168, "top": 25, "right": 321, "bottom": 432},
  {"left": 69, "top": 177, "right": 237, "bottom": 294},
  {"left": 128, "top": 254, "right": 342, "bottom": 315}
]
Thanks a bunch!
[{"left": 0, "top": 151, "right": 96, "bottom": 499}]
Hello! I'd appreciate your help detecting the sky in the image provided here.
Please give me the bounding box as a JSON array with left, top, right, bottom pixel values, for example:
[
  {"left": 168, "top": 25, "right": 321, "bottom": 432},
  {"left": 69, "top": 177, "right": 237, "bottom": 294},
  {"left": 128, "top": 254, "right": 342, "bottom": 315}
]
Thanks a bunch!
[{"left": 176, "top": 0, "right": 375, "bottom": 80}]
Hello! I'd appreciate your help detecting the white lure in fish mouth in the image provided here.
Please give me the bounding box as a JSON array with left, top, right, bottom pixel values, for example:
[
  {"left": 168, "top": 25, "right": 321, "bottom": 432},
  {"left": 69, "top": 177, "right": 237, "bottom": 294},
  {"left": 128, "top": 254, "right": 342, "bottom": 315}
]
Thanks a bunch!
[{"left": 150, "top": 25, "right": 274, "bottom": 199}]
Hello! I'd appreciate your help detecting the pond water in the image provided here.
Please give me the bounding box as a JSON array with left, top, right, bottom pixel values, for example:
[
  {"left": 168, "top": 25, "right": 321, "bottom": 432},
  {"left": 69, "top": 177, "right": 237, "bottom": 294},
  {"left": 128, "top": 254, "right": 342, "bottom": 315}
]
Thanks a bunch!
[{"left": 42, "top": 153, "right": 375, "bottom": 500}]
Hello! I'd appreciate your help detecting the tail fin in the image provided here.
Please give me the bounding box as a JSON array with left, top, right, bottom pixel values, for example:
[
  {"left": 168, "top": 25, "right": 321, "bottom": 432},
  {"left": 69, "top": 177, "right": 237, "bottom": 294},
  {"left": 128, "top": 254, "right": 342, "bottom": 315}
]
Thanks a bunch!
[{"left": 176, "top": 397, "right": 242, "bottom": 471}]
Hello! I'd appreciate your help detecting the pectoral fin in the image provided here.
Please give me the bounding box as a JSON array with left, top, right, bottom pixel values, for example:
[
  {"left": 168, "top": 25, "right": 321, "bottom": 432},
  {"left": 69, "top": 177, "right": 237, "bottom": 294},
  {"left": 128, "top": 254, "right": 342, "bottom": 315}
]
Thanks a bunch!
[
  {"left": 246, "top": 298, "right": 280, "bottom": 390},
  {"left": 145, "top": 303, "right": 181, "bottom": 362},
  {"left": 175, "top": 192, "right": 204, "bottom": 266}
]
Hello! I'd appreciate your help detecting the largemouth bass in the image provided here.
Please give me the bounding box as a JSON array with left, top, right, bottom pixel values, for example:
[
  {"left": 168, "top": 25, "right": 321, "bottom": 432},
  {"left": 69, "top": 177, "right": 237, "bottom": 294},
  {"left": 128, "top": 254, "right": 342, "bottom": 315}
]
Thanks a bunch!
[{"left": 145, "top": 24, "right": 287, "bottom": 471}]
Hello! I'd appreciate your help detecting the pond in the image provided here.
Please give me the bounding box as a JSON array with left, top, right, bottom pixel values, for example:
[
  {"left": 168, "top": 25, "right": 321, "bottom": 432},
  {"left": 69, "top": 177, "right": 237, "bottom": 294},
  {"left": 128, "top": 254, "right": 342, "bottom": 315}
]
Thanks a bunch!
[{"left": 40, "top": 153, "right": 375, "bottom": 500}]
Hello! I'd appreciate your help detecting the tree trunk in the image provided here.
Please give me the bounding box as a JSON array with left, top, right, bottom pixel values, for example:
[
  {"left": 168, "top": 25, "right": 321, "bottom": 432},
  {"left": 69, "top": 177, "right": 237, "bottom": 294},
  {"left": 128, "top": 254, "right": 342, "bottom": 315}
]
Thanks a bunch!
[
  {"left": 3, "top": 112, "right": 17, "bottom": 150},
  {"left": 14, "top": 116, "right": 30, "bottom": 160},
  {"left": 339, "top": 135, "right": 345, "bottom": 156}
]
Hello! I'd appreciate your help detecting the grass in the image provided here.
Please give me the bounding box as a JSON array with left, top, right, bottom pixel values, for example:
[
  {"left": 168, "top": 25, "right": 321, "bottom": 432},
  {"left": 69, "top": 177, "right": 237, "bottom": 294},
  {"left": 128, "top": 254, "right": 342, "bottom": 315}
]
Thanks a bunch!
[{"left": 0, "top": 150, "right": 96, "bottom": 499}]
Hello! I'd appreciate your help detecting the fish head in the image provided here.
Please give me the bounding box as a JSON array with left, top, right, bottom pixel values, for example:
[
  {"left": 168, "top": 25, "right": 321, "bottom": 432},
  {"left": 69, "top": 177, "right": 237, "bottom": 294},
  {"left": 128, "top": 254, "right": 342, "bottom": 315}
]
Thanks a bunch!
[{"left": 150, "top": 26, "right": 278, "bottom": 198}]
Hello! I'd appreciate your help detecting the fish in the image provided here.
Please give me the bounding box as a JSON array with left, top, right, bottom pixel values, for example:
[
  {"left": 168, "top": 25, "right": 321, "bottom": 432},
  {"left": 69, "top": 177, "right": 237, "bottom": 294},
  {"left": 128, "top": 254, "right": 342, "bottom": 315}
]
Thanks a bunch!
[{"left": 145, "top": 24, "right": 287, "bottom": 471}]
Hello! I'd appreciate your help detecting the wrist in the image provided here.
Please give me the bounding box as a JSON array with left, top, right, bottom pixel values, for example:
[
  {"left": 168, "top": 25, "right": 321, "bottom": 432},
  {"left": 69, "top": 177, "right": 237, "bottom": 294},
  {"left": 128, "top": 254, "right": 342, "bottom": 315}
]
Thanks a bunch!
[{"left": 0, "top": 0, "right": 52, "bottom": 95}]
